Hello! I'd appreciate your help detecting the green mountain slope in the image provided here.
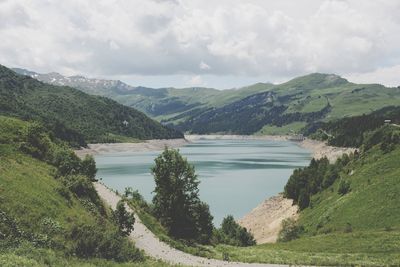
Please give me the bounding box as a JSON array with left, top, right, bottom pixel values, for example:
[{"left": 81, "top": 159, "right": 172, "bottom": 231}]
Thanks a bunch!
[
  {"left": 299, "top": 145, "right": 400, "bottom": 235},
  {"left": 0, "top": 116, "right": 172, "bottom": 266},
  {"left": 172, "top": 73, "right": 400, "bottom": 134},
  {"left": 307, "top": 105, "right": 400, "bottom": 147},
  {"left": 1, "top": 65, "right": 182, "bottom": 145}
]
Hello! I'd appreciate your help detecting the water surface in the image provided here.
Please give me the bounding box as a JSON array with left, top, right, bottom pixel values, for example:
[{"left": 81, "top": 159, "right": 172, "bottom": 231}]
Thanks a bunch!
[{"left": 95, "top": 139, "right": 311, "bottom": 226}]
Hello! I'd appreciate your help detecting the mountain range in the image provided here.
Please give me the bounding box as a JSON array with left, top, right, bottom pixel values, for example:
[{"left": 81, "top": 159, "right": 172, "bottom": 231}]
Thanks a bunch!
[{"left": 13, "top": 68, "right": 400, "bottom": 135}]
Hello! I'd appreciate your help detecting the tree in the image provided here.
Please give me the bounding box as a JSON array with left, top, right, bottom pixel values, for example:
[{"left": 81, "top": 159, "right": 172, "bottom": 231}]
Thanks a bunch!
[
  {"left": 112, "top": 200, "right": 135, "bottom": 236},
  {"left": 298, "top": 189, "right": 310, "bottom": 210},
  {"left": 81, "top": 155, "right": 97, "bottom": 181},
  {"left": 151, "top": 148, "right": 213, "bottom": 242},
  {"left": 54, "top": 149, "right": 82, "bottom": 176},
  {"left": 194, "top": 201, "right": 214, "bottom": 244}
]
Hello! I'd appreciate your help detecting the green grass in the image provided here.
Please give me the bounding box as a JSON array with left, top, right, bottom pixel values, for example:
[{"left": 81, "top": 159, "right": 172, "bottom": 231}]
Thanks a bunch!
[
  {"left": 255, "top": 121, "right": 307, "bottom": 135},
  {"left": 0, "top": 145, "right": 93, "bottom": 241},
  {"left": 0, "top": 244, "right": 175, "bottom": 267},
  {"left": 210, "top": 231, "right": 400, "bottom": 266}
]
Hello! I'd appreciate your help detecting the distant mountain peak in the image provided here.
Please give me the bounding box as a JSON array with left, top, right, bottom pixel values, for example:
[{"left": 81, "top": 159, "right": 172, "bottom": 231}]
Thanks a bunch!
[{"left": 282, "top": 72, "right": 349, "bottom": 90}]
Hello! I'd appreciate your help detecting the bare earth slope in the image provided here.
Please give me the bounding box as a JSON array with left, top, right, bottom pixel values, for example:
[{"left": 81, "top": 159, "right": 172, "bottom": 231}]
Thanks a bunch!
[
  {"left": 94, "top": 182, "right": 288, "bottom": 267},
  {"left": 238, "top": 194, "right": 298, "bottom": 244}
]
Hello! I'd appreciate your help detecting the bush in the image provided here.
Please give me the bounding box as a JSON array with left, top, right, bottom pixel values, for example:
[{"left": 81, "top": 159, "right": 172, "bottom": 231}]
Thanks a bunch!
[
  {"left": 52, "top": 149, "right": 82, "bottom": 177},
  {"left": 344, "top": 222, "right": 353, "bottom": 233},
  {"left": 54, "top": 186, "right": 72, "bottom": 204},
  {"left": 338, "top": 179, "right": 351, "bottom": 195},
  {"left": 69, "top": 222, "right": 143, "bottom": 262},
  {"left": 278, "top": 218, "right": 303, "bottom": 242},
  {"left": 19, "top": 123, "right": 51, "bottom": 160},
  {"left": 60, "top": 175, "right": 105, "bottom": 215},
  {"left": 214, "top": 215, "right": 256, "bottom": 246}
]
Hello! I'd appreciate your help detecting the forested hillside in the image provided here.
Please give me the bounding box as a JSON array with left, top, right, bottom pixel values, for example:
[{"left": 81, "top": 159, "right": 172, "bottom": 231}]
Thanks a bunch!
[
  {"left": 308, "top": 106, "right": 400, "bottom": 147},
  {"left": 1, "top": 65, "right": 182, "bottom": 146}
]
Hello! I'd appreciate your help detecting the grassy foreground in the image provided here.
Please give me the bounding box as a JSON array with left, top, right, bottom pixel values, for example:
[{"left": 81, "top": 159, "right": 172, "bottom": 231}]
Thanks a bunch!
[{"left": 0, "top": 116, "right": 176, "bottom": 266}]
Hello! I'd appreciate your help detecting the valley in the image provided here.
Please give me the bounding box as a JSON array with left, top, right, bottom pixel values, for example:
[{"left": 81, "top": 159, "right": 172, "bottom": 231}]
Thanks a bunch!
[{"left": 1, "top": 66, "right": 399, "bottom": 266}]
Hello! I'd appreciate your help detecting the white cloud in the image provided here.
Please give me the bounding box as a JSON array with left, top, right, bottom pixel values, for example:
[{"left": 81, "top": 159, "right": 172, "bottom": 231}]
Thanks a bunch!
[
  {"left": 345, "top": 65, "right": 400, "bottom": 87},
  {"left": 199, "top": 61, "right": 211, "bottom": 70},
  {"left": 0, "top": 0, "right": 399, "bottom": 87},
  {"left": 187, "top": 75, "right": 205, "bottom": 86}
]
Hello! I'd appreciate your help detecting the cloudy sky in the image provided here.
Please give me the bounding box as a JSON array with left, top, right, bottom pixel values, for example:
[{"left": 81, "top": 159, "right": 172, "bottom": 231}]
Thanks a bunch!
[{"left": 1, "top": 0, "right": 400, "bottom": 89}]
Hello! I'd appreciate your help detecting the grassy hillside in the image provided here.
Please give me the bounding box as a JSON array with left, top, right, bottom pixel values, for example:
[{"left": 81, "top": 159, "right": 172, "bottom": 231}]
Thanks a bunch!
[
  {"left": 1, "top": 65, "right": 182, "bottom": 145},
  {"left": 0, "top": 116, "right": 174, "bottom": 266},
  {"left": 299, "top": 145, "right": 400, "bottom": 235},
  {"left": 171, "top": 73, "right": 400, "bottom": 134}
]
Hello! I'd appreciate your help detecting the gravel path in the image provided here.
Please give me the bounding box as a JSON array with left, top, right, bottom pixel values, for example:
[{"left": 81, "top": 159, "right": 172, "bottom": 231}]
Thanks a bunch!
[{"left": 94, "top": 182, "right": 289, "bottom": 267}]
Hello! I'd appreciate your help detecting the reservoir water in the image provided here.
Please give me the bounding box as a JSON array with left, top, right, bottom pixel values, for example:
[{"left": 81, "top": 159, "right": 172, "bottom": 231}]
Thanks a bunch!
[{"left": 95, "top": 139, "right": 311, "bottom": 226}]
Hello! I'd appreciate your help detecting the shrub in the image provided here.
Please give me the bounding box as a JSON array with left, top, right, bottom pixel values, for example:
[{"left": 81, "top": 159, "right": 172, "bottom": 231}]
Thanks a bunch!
[
  {"left": 52, "top": 149, "right": 82, "bottom": 177},
  {"left": 278, "top": 218, "right": 303, "bottom": 242},
  {"left": 54, "top": 186, "right": 72, "bottom": 204},
  {"left": 338, "top": 179, "right": 351, "bottom": 195},
  {"left": 344, "top": 223, "right": 353, "bottom": 233},
  {"left": 69, "top": 222, "right": 143, "bottom": 262},
  {"left": 19, "top": 123, "right": 51, "bottom": 160},
  {"left": 214, "top": 215, "right": 256, "bottom": 246},
  {"left": 60, "top": 175, "right": 105, "bottom": 215}
]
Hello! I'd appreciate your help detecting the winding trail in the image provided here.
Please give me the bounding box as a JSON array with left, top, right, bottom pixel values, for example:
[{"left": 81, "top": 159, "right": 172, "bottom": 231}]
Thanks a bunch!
[{"left": 94, "top": 182, "right": 289, "bottom": 267}]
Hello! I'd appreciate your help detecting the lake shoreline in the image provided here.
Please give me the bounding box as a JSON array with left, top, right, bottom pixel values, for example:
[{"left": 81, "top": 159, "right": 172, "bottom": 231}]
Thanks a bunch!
[
  {"left": 75, "top": 134, "right": 355, "bottom": 162},
  {"left": 186, "top": 134, "right": 356, "bottom": 162},
  {"left": 75, "top": 134, "right": 355, "bottom": 244},
  {"left": 74, "top": 138, "right": 189, "bottom": 158}
]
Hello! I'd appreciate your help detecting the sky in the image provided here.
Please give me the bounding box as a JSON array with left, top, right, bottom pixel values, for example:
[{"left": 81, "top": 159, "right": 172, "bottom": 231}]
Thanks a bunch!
[{"left": 0, "top": 0, "right": 399, "bottom": 89}]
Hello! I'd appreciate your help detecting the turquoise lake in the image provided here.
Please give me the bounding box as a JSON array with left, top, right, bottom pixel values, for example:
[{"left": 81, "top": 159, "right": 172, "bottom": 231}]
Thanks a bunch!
[{"left": 95, "top": 139, "right": 311, "bottom": 226}]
